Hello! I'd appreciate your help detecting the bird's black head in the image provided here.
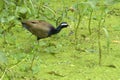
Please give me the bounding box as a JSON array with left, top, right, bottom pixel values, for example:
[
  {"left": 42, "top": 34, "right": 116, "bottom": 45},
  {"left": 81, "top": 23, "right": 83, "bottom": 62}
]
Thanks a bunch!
[{"left": 59, "top": 22, "right": 69, "bottom": 28}]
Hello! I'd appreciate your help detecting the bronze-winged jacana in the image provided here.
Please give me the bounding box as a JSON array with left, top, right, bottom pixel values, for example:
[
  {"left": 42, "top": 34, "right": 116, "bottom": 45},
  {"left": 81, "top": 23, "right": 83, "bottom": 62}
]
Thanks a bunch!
[{"left": 21, "top": 20, "right": 68, "bottom": 41}]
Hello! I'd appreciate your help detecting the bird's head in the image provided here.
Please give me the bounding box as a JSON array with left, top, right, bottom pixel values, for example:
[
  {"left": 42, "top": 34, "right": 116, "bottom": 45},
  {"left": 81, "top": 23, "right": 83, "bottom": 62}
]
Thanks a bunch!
[{"left": 59, "top": 22, "right": 69, "bottom": 28}]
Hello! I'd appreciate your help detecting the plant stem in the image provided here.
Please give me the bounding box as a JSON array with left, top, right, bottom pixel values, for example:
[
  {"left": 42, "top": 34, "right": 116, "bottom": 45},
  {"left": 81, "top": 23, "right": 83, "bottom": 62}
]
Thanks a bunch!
[
  {"left": 29, "top": 0, "right": 35, "bottom": 14},
  {"left": 103, "top": 28, "right": 110, "bottom": 54},
  {"left": 88, "top": 9, "right": 93, "bottom": 35},
  {"left": 98, "top": 12, "right": 103, "bottom": 66},
  {"left": 0, "top": 56, "right": 27, "bottom": 80},
  {"left": 0, "top": 68, "right": 7, "bottom": 80},
  {"left": 75, "top": 12, "right": 81, "bottom": 44},
  {"left": 30, "top": 52, "right": 37, "bottom": 70},
  {"left": 43, "top": 5, "right": 57, "bottom": 17},
  {"left": 98, "top": 30, "right": 101, "bottom": 65}
]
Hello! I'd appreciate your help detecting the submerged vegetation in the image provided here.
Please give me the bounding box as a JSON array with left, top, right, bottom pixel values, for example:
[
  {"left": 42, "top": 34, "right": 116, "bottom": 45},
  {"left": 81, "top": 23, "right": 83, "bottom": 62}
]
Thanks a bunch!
[{"left": 0, "top": 0, "right": 120, "bottom": 80}]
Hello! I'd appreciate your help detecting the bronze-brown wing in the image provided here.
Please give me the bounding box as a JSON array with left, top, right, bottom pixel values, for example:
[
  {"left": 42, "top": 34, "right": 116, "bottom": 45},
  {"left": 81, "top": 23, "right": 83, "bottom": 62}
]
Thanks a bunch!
[{"left": 22, "top": 20, "right": 55, "bottom": 38}]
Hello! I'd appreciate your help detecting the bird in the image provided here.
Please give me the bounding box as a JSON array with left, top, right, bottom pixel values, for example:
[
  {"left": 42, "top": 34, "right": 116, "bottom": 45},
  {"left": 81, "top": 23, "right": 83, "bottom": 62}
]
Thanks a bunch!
[{"left": 21, "top": 20, "right": 68, "bottom": 41}]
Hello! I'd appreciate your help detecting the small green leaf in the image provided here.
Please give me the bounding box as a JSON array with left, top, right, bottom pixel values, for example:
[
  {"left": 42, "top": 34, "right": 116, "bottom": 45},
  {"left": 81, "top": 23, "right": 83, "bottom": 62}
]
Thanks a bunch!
[
  {"left": 32, "top": 65, "right": 40, "bottom": 74},
  {"left": 0, "top": 0, "right": 4, "bottom": 12},
  {"left": 18, "top": 7, "right": 28, "bottom": 14},
  {"left": 0, "top": 51, "right": 7, "bottom": 64},
  {"left": 87, "top": 0, "right": 98, "bottom": 9},
  {"left": 103, "top": 27, "right": 110, "bottom": 54},
  {"left": 112, "top": 25, "right": 120, "bottom": 31},
  {"left": 7, "top": 16, "right": 15, "bottom": 22}
]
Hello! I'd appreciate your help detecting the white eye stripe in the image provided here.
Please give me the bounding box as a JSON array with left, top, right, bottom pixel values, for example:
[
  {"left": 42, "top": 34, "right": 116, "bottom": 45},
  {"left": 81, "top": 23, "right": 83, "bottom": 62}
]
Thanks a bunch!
[{"left": 61, "top": 23, "right": 68, "bottom": 26}]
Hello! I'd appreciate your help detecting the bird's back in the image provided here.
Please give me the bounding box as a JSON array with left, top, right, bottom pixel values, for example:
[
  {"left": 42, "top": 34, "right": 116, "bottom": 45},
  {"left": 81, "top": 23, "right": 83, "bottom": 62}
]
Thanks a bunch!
[{"left": 22, "top": 20, "right": 55, "bottom": 38}]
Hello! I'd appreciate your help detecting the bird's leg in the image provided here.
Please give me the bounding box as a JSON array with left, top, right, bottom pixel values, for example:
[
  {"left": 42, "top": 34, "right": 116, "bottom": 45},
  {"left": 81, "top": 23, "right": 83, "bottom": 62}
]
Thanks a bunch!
[
  {"left": 37, "top": 40, "right": 39, "bottom": 45},
  {"left": 37, "top": 37, "right": 41, "bottom": 45},
  {"left": 36, "top": 40, "right": 39, "bottom": 45},
  {"left": 30, "top": 37, "right": 40, "bottom": 70}
]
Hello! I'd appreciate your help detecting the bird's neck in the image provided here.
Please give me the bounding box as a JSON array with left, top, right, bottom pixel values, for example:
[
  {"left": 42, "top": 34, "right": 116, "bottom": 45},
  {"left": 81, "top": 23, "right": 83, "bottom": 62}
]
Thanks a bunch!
[{"left": 52, "top": 26, "right": 63, "bottom": 34}]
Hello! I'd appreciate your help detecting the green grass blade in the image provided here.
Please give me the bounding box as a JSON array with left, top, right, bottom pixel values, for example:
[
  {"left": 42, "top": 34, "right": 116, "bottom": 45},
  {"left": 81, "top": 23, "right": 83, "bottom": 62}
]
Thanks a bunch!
[{"left": 103, "top": 27, "right": 110, "bottom": 54}]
